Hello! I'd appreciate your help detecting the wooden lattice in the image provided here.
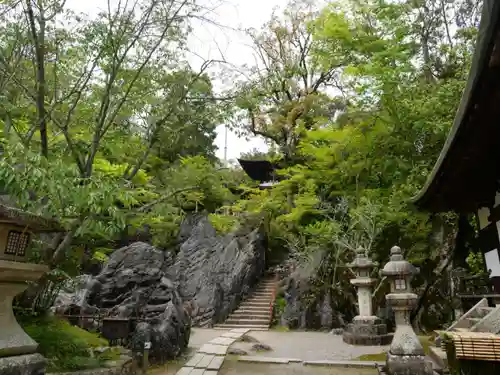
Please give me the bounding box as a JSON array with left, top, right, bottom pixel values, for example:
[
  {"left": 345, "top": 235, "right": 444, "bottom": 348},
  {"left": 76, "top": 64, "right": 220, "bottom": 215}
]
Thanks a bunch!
[{"left": 448, "top": 332, "right": 500, "bottom": 361}]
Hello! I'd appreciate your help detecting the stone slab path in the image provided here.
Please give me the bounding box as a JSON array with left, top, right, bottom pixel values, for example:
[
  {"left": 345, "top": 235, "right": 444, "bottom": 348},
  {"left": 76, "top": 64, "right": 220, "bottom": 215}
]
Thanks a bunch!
[
  {"left": 172, "top": 328, "right": 389, "bottom": 375},
  {"left": 175, "top": 328, "right": 250, "bottom": 375}
]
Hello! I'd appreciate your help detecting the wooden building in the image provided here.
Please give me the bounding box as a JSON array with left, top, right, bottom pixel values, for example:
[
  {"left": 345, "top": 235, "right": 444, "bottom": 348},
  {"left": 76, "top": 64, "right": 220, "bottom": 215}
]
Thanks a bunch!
[{"left": 414, "top": 0, "right": 500, "bottom": 294}]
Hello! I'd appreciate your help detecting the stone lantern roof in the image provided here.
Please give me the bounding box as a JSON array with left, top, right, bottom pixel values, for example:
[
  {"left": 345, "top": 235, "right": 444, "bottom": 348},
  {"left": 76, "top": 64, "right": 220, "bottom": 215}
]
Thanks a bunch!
[
  {"left": 348, "top": 247, "right": 377, "bottom": 270},
  {"left": 381, "top": 246, "right": 419, "bottom": 277},
  {"left": 0, "top": 203, "right": 63, "bottom": 233}
]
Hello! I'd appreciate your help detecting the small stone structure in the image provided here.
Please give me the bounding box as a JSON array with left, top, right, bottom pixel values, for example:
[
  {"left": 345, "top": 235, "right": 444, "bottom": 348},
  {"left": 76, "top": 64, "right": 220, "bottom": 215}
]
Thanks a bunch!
[
  {"left": 343, "top": 247, "right": 391, "bottom": 346},
  {"left": 381, "top": 246, "right": 433, "bottom": 375},
  {"left": 0, "top": 204, "right": 62, "bottom": 375}
]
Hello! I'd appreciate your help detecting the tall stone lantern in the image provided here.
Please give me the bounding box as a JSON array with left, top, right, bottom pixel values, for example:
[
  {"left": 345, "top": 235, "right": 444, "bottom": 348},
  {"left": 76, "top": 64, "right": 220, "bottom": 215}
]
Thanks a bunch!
[
  {"left": 381, "top": 246, "right": 433, "bottom": 375},
  {"left": 343, "top": 247, "right": 391, "bottom": 345},
  {"left": 0, "top": 204, "right": 62, "bottom": 374}
]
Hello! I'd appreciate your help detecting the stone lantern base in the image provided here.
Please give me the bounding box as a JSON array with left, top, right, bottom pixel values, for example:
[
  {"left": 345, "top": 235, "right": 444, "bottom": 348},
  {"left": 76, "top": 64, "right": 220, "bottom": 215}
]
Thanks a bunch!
[
  {"left": 386, "top": 353, "right": 434, "bottom": 375},
  {"left": 0, "top": 353, "right": 46, "bottom": 375},
  {"left": 342, "top": 316, "right": 393, "bottom": 346},
  {"left": 0, "top": 260, "right": 49, "bottom": 375}
]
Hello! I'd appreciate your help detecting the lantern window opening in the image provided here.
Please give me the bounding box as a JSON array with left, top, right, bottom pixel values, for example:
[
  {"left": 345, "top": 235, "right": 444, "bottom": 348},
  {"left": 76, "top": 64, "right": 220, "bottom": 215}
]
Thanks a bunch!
[
  {"left": 359, "top": 270, "right": 369, "bottom": 278},
  {"left": 5, "top": 230, "right": 30, "bottom": 257},
  {"left": 395, "top": 278, "right": 406, "bottom": 290}
]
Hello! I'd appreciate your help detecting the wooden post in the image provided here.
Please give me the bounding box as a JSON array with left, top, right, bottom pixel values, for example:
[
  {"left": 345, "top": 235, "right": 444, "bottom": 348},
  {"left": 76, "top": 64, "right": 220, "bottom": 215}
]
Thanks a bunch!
[{"left": 143, "top": 341, "right": 151, "bottom": 375}]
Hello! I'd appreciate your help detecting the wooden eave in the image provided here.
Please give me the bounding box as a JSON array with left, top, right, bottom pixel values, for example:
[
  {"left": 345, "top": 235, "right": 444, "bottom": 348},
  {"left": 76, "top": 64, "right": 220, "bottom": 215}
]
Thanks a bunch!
[{"left": 413, "top": 0, "right": 500, "bottom": 213}]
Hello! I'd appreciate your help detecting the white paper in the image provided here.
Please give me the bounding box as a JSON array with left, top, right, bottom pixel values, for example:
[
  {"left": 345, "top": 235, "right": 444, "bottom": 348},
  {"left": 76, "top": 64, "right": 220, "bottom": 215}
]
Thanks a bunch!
[{"left": 485, "top": 249, "right": 500, "bottom": 277}]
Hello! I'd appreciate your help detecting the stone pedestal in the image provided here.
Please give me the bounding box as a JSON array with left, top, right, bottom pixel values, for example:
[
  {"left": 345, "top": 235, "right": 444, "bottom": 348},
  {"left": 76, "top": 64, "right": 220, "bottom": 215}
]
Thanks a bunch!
[
  {"left": 343, "top": 316, "right": 392, "bottom": 346},
  {"left": 0, "top": 353, "right": 45, "bottom": 375},
  {"left": 343, "top": 248, "right": 391, "bottom": 346},
  {"left": 0, "top": 260, "right": 49, "bottom": 374},
  {"left": 381, "top": 247, "right": 433, "bottom": 375}
]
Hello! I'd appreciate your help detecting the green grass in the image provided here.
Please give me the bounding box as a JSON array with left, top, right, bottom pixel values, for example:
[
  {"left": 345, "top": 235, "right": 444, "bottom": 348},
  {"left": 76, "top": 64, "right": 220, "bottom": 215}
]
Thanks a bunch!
[
  {"left": 20, "top": 315, "right": 115, "bottom": 372},
  {"left": 356, "top": 336, "right": 431, "bottom": 361}
]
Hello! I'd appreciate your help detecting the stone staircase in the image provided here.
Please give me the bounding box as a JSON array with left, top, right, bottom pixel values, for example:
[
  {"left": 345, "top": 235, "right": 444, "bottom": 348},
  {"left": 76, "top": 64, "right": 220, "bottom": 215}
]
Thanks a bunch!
[
  {"left": 214, "top": 276, "right": 277, "bottom": 331},
  {"left": 428, "top": 298, "right": 498, "bottom": 373}
]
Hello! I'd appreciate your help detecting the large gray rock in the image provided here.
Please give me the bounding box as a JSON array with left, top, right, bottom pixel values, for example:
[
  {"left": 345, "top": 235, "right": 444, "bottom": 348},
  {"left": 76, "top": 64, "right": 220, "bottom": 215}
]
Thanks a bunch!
[
  {"left": 85, "top": 242, "right": 190, "bottom": 363},
  {"left": 52, "top": 275, "right": 94, "bottom": 315},
  {"left": 278, "top": 253, "right": 348, "bottom": 330},
  {"left": 170, "top": 214, "right": 266, "bottom": 326}
]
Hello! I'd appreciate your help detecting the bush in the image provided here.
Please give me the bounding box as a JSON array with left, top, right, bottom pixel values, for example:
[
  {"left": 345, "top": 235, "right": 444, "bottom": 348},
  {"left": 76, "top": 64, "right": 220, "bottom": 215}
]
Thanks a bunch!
[{"left": 20, "top": 315, "right": 109, "bottom": 372}]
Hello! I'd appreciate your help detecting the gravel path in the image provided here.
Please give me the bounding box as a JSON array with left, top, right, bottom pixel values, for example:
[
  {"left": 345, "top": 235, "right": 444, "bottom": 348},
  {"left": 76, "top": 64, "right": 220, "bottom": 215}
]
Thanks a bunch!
[{"left": 230, "top": 330, "right": 389, "bottom": 361}]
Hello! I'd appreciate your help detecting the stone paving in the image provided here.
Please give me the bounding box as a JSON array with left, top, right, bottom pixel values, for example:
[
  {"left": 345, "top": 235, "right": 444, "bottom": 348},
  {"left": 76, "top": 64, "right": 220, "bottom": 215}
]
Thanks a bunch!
[
  {"left": 173, "top": 328, "right": 389, "bottom": 375},
  {"left": 175, "top": 328, "right": 250, "bottom": 375}
]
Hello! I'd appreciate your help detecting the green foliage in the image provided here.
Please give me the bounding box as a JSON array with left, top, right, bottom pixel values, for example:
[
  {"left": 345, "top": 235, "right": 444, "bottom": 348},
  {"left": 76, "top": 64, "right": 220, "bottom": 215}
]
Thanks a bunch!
[
  {"left": 20, "top": 316, "right": 109, "bottom": 372},
  {"left": 271, "top": 295, "right": 287, "bottom": 326},
  {"left": 220, "top": 0, "right": 483, "bottom": 331},
  {"left": 208, "top": 213, "right": 239, "bottom": 235},
  {"left": 466, "top": 252, "right": 486, "bottom": 276},
  {"left": 0, "top": 0, "right": 235, "bottom": 280}
]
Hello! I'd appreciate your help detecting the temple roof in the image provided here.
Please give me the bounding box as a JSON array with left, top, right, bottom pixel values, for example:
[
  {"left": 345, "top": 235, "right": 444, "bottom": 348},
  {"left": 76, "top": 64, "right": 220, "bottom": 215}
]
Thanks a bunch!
[
  {"left": 238, "top": 159, "right": 277, "bottom": 182},
  {"left": 413, "top": 0, "right": 500, "bottom": 213}
]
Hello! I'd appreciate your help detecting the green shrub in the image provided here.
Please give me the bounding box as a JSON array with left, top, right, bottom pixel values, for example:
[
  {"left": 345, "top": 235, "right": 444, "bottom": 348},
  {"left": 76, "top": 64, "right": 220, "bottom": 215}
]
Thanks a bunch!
[{"left": 20, "top": 315, "right": 109, "bottom": 372}]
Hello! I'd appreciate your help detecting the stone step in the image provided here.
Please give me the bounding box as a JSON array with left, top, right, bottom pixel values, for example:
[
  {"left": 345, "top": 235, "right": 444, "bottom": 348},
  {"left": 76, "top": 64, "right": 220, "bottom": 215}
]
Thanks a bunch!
[
  {"left": 239, "top": 302, "right": 271, "bottom": 309},
  {"left": 255, "top": 284, "right": 276, "bottom": 289},
  {"left": 225, "top": 318, "right": 270, "bottom": 325},
  {"left": 233, "top": 308, "right": 271, "bottom": 314},
  {"left": 475, "top": 307, "right": 494, "bottom": 318},
  {"left": 252, "top": 292, "right": 274, "bottom": 298},
  {"left": 252, "top": 290, "right": 274, "bottom": 296},
  {"left": 246, "top": 300, "right": 272, "bottom": 305},
  {"left": 428, "top": 346, "right": 448, "bottom": 370},
  {"left": 228, "top": 312, "right": 271, "bottom": 320},
  {"left": 468, "top": 317, "right": 482, "bottom": 327},
  {"left": 214, "top": 324, "right": 269, "bottom": 330},
  {"left": 248, "top": 296, "right": 273, "bottom": 301}
]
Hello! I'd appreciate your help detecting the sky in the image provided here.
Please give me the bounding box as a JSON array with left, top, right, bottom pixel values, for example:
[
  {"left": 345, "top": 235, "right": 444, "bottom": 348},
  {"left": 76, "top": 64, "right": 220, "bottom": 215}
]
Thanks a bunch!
[{"left": 64, "top": 0, "right": 297, "bottom": 162}]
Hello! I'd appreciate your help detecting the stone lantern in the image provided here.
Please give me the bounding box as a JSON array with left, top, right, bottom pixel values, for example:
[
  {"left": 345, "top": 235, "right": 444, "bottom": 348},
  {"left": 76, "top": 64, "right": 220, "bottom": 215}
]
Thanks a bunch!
[
  {"left": 343, "top": 247, "right": 391, "bottom": 346},
  {"left": 0, "top": 203, "right": 62, "bottom": 374},
  {"left": 381, "top": 246, "right": 433, "bottom": 375}
]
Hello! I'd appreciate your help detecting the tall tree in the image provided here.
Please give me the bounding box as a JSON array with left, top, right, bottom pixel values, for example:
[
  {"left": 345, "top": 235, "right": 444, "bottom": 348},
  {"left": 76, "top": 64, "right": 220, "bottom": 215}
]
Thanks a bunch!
[{"left": 230, "top": 0, "right": 346, "bottom": 163}]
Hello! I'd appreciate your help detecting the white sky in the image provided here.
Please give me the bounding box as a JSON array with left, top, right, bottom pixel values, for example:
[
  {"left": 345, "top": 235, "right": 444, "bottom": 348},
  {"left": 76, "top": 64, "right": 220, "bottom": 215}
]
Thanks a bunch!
[{"left": 65, "top": 0, "right": 298, "bottom": 162}]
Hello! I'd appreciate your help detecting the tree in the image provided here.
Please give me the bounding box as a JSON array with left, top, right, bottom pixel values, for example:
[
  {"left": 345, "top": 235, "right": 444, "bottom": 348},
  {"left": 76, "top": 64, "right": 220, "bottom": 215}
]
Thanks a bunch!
[
  {"left": 0, "top": 0, "right": 234, "bottom": 312},
  {"left": 213, "top": 0, "right": 482, "bottom": 331},
  {"left": 230, "top": 0, "right": 346, "bottom": 163}
]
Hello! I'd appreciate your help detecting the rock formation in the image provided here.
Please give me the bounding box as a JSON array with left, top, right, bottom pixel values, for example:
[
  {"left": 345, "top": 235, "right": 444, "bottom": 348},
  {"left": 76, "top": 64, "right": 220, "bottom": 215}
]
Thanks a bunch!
[
  {"left": 54, "top": 214, "right": 267, "bottom": 362},
  {"left": 278, "top": 254, "right": 351, "bottom": 330},
  {"left": 85, "top": 242, "right": 189, "bottom": 363},
  {"left": 170, "top": 214, "right": 267, "bottom": 326}
]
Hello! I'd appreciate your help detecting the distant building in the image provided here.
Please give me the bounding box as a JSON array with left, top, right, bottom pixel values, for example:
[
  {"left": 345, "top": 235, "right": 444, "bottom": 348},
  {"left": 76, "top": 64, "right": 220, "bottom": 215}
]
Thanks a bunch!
[{"left": 237, "top": 159, "right": 280, "bottom": 189}]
